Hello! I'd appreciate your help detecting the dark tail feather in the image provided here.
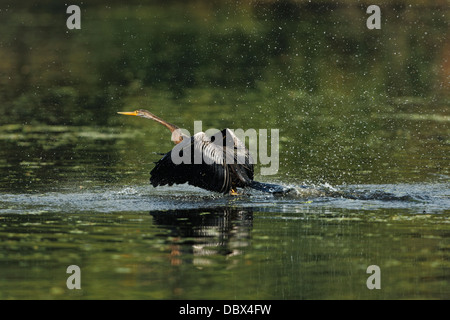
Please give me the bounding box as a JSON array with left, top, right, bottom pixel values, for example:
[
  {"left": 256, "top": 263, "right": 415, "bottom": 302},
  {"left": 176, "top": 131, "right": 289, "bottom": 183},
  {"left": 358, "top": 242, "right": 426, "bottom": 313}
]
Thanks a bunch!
[{"left": 249, "top": 181, "right": 292, "bottom": 194}]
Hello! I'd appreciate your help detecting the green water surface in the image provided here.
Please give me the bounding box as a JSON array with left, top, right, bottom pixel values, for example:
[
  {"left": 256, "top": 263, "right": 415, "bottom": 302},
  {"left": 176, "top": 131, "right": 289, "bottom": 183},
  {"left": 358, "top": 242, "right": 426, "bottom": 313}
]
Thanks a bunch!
[{"left": 0, "top": 1, "right": 448, "bottom": 300}]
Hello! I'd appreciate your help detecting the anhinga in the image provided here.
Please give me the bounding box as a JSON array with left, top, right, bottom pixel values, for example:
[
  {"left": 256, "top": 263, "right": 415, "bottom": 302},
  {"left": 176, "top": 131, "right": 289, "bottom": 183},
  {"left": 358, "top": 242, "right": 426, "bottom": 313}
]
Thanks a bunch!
[{"left": 118, "top": 109, "right": 289, "bottom": 195}]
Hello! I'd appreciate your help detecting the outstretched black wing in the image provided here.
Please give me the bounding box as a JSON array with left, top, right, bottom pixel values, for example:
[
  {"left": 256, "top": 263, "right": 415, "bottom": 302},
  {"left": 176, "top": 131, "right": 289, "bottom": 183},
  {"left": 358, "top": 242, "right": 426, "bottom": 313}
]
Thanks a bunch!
[{"left": 150, "top": 129, "right": 254, "bottom": 193}]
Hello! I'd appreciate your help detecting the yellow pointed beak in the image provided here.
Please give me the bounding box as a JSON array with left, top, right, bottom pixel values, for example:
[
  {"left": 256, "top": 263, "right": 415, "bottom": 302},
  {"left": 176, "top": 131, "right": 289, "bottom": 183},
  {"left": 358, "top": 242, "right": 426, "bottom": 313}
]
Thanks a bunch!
[{"left": 117, "top": 111, "right": 139, "bottom": 116}]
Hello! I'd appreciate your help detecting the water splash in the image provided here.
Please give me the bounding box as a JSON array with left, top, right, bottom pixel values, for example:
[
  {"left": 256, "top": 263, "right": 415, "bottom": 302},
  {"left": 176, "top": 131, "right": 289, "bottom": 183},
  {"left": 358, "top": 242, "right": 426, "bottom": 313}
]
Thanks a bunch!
[{"left": 0, "top": 182, "right": 447, "bottom": 215}]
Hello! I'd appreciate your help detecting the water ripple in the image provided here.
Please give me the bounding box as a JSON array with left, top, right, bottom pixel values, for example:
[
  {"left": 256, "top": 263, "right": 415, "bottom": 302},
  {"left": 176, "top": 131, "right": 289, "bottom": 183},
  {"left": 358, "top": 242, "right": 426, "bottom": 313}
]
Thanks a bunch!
[{"left": 0, "top": 183, "right": 448, "bottom": 215}]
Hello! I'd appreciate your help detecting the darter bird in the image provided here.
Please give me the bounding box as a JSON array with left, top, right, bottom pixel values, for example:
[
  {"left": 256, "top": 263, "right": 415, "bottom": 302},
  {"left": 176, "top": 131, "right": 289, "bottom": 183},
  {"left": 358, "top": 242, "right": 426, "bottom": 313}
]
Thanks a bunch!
[{"left": 118, "top": 109, "right": 289, "bottom": 195}]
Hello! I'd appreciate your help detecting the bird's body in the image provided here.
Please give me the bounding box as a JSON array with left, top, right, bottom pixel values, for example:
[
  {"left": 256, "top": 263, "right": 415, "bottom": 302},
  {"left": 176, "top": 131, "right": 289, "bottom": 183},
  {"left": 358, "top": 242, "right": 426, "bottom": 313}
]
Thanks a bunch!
[
  {"left": 118, "top": 109, "right": 289, "bottom": 195},
  {"left": 150, "top": 128, "right": 254, "bottom": 194}
]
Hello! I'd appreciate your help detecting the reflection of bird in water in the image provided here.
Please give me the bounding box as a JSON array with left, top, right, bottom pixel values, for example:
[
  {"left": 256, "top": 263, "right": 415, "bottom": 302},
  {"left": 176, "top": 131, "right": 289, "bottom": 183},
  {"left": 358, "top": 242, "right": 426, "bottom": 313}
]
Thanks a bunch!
[
  {"left": 150, "top": 207, "right": 253, "bottom": 266},
  {"left": 118, "top": 109, "right": 290, "bottom": 195}
]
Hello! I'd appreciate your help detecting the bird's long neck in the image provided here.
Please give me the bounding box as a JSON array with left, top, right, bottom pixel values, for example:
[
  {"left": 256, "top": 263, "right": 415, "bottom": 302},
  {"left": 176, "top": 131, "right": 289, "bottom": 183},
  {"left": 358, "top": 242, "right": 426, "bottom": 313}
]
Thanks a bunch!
[
  {"left": 138, "top": 109, "right": 186, "bottom": 144},
  {"left": 139, "top": 110, "right": 179, "bottom": 133}
]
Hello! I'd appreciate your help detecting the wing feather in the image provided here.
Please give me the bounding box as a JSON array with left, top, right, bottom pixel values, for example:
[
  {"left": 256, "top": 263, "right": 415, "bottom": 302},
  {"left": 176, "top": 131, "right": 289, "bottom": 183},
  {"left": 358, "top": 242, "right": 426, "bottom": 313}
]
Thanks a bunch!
[
  {"left": 150, "top": 133, "right": 231, "bottom": 193},
  {"left": 150, "top": 129, "right": 255, "bottom": 193}
]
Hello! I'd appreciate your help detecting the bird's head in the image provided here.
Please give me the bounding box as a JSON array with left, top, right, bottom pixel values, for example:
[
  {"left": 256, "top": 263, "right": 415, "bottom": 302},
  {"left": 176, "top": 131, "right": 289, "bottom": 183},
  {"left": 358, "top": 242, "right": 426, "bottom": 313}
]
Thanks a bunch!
[{"left": 117, "top": 109, "right": 156, "bottom": 120}]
